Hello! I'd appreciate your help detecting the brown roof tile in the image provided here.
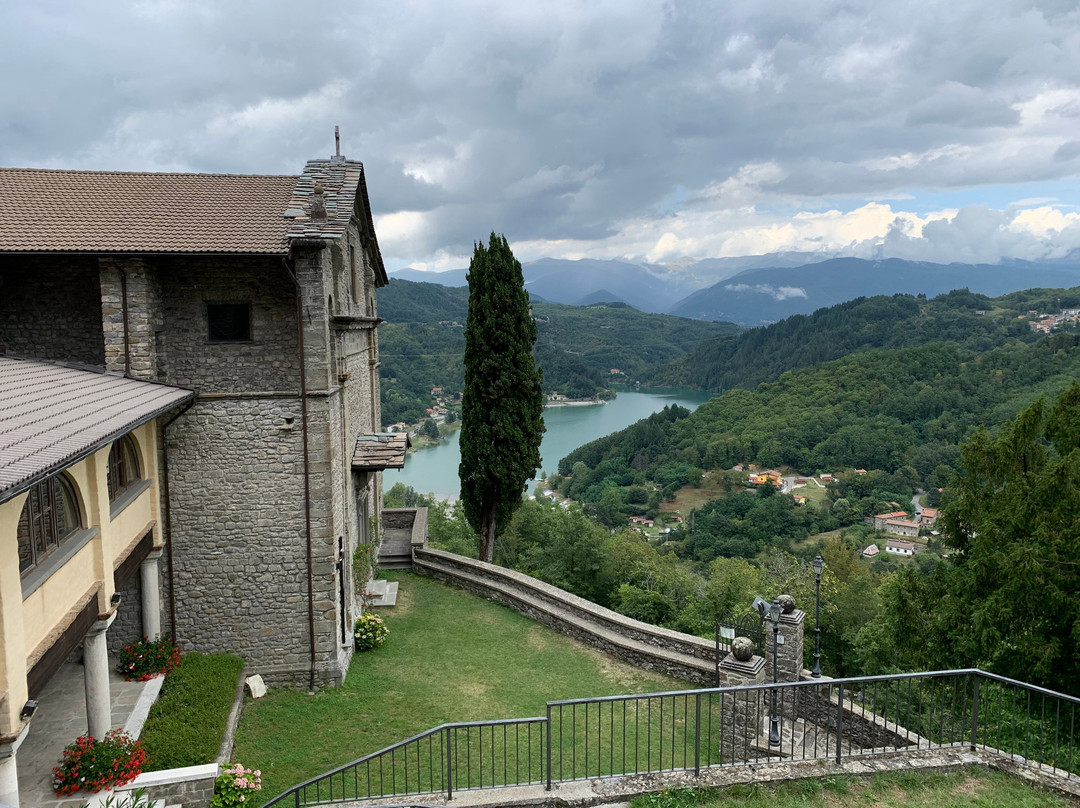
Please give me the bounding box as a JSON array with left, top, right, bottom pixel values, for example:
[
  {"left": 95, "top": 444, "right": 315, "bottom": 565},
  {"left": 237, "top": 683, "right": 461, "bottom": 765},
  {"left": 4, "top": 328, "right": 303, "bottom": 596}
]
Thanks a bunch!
[
  {"left": 0, "top": 168, "right": 298, "bottom": 254},
  {"left": 0, "top": 356, "right": 194, "bottom": 502}
]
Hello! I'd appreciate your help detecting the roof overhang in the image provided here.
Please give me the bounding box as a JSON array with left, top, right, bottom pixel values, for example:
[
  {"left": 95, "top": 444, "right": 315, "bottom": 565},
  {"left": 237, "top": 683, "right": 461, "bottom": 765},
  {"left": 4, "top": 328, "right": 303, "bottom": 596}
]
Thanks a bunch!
[
  {"left": 352, "top": 432, "right": 409, "bottom": 472},
  {"left": 0, "top": 356, "right": 195, "bottom": 504}
]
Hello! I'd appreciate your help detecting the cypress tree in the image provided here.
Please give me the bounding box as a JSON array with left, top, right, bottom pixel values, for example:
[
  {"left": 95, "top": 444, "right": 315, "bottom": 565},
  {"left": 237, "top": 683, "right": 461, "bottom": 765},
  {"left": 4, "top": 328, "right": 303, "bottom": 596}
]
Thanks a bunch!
[{"left": 459, "top": 233, "right": 545, "bottom": 562}]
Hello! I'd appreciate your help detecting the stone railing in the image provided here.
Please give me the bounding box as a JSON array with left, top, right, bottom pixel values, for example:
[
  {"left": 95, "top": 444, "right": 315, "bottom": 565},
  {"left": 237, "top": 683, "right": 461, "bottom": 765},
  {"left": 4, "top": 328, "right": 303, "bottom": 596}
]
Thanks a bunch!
[{"left": 413, "top": 547, "right": 718, "bottom": 684}]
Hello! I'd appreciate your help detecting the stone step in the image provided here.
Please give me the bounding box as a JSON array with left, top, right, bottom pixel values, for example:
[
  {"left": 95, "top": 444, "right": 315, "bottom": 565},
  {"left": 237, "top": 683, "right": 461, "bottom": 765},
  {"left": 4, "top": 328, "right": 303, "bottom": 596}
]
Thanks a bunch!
[
  {"left": 368, "top": 581, "right": 398, "bottom": 607},
  {"left": 366, "top": 579, "right": 388, "bottom": 597},
  {"left": 413, "top": 555, "right": 714, "bottom": 681}
]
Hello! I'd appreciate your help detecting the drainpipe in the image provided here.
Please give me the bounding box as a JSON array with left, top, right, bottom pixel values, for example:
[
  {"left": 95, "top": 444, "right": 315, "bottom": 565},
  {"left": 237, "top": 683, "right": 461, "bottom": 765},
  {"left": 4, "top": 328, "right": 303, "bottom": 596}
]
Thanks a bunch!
[
  {"left": 161, "top": 398, "right": 195, "bottom": 640},
  {"left": 283, "top": 256, "right": 318, "bottom": 691},
  {"left": 119, "top": 267, "right": 131, "bottom": 378}
]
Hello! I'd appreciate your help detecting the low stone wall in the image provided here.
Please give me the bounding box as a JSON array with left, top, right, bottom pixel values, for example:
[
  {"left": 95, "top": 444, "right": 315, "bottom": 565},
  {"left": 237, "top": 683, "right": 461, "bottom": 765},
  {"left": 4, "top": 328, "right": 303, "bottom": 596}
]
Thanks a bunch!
[
  {"left": 106, "top": 763, "right": 219, "bottom": 808},
  {"left": 794, "top": 678, "right": 913, "bottom": 750},
  {"left": 413, "top": 548, "right": 718, "bottom": 684}
]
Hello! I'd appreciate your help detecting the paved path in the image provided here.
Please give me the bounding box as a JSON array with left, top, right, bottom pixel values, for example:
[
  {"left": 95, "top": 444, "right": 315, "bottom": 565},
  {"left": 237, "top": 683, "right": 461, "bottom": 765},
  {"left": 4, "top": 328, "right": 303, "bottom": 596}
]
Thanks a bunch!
[{"left": 18, "top": 661, "right": 151, "bottom": 808}]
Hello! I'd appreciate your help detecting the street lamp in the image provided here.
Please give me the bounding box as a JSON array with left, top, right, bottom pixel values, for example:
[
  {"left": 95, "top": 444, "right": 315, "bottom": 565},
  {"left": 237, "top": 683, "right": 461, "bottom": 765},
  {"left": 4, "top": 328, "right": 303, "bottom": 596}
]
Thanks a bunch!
[
  {"left": 766, "top": 599, "right": 782, "bottom": 747},
  {"left": 812, "top": 555, "right": 825, "bottom": 678}
]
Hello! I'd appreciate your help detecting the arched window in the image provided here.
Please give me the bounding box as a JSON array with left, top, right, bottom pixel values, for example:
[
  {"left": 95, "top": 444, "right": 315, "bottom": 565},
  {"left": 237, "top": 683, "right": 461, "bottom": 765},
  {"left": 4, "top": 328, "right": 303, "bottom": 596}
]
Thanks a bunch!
[
  {"left": 107, "top": 435, "right": 142, "bottom": 501},
  {"left": 17, "top": 474, "right": 82, "bottom": 575}
]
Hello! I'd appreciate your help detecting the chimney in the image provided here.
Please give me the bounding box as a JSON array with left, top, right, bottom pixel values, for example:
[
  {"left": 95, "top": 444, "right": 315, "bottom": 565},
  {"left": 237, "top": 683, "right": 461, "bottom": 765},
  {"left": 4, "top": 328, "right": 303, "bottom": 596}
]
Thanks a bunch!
[{"left": 311, "top": 180, "right": 327, "bottom": 221}]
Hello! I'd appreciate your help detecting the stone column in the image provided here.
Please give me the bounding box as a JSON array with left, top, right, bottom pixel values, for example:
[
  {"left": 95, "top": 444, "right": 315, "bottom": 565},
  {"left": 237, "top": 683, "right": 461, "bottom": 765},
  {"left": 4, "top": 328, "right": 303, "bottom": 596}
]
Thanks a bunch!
[
  {"left": 0, "top": 723, "right": 29, "bottom": 808},
  {"left": 777, "top": 607, "right": 805, "bottom": 683},
  {"left": 84, "top": 613, "right": 116, "bottom": 740},
  {"left": 717, "top": 641, "right": 766, "bottom": 763},
  {"left": 140, "top": 550, "right": 164, "bottom": 641},
  {"left": 764, "top": 596, "right": 805, "bottom": 684}
]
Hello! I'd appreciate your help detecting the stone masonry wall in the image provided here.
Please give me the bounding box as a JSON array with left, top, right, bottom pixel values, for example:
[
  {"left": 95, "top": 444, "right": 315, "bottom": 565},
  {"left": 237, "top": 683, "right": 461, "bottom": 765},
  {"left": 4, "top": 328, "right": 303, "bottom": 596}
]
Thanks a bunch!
[
  {"left": 154, "top": 255, "right": 300, "bottom": 393},
  {"left": 107, "top": 575, "right": 144, "bottom": 655},
  {"left": 0, "top": 255, "right": 105, "bottom": 364},
  {"left": 167, "top": 397, "right": 312, "bottom": 684}
]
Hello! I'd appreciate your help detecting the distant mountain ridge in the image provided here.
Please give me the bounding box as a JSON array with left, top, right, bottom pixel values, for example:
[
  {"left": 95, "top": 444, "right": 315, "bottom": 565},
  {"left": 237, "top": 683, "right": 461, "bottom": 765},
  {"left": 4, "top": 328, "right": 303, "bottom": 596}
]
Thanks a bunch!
[{"left": 391, "top": 255, "right": 1080, "bottom": 326}]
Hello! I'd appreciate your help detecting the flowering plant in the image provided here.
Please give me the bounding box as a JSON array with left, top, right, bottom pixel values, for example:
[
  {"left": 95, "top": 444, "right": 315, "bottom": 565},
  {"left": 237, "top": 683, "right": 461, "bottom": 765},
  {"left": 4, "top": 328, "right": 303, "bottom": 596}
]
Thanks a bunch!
[
  {"left": 53, "top": 729, "right": 147, "bottom": 795},
  {"left": 353, "top": 612, "right": 389, "bottom": 651},
  {"left": 118, "top": 635, "right": 182, "bottom": 681},
  {"left": 210, "top": 763, "right": 262, "bottom": 807}
]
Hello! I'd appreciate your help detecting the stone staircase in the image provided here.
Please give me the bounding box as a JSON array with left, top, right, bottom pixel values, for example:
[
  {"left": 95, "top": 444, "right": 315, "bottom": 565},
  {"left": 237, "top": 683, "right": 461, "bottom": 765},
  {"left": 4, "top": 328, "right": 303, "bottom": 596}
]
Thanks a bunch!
[
  {"left": 378, "top": 508, "right": 428, "bottom": 570},
  {"left": 412, "top": 547, "right": 718, "bottom": 685}
]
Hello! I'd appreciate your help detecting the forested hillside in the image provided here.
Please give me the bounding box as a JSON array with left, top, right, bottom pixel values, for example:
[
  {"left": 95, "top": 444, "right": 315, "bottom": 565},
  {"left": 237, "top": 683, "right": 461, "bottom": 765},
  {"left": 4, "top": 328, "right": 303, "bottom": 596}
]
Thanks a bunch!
[
  {"left": 648, "top": 287, "right": 1080, "bottom": 392},
  {"left": 379, "top": 279, "right": 738, "bottom": 423},
  {"left": 560, "top": 331, "right": 1080, "bottom": 521}
]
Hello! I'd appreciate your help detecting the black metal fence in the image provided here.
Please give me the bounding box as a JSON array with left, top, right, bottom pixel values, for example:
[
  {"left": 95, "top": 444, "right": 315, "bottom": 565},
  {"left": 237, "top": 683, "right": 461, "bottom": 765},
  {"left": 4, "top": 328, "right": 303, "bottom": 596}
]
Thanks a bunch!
[{"left": 262, "top": 670, "right": 1079, "bottom": 806}]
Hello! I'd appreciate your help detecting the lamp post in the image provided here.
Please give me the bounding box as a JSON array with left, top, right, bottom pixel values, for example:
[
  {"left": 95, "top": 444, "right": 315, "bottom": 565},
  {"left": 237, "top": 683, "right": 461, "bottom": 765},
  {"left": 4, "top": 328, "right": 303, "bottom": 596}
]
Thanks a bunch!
[
  {"left": 812, "top": 555, "right": 825, "bottom": 678},
  {"left": 766, "top": 599, "right": 781, "bottom": 747}
]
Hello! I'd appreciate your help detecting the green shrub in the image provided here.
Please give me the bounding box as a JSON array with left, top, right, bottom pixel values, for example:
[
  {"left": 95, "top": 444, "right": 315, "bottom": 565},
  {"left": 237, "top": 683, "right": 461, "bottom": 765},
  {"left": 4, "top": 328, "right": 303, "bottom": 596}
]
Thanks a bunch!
[
  {"left": 353, "top": 612, "right": 389, "bottom": 651},
  {"left": 140, "top": 652, "right": 244, "bottom": 771}
]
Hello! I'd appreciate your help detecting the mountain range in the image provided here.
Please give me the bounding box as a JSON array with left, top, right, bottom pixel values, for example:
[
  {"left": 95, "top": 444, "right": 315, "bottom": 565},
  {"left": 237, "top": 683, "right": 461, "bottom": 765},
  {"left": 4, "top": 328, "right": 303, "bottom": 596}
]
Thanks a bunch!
[{"left": 390, "top": 255, "right": 1080, "bottom": 326}]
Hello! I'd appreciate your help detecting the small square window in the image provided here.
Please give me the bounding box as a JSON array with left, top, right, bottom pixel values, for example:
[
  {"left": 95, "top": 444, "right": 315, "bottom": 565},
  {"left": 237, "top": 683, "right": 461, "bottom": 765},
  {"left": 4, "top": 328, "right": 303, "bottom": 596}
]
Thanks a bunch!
[{"left": 207, "top": 303, "right": 252, "bottom": 342}]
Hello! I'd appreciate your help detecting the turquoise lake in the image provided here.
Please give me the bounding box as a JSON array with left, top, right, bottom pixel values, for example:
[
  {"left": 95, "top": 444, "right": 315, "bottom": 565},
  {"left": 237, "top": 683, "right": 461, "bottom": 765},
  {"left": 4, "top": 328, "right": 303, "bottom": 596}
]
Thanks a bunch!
[{"left": 384, "top": 387, "right": 712, "bottom": 501}]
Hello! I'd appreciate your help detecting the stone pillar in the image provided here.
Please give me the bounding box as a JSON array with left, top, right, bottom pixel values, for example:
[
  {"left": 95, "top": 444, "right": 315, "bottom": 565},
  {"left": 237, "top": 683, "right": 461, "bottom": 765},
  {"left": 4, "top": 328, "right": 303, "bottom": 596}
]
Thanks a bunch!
[
  {"left": 84, "top": 613, "right": 116, "bottom": 740},
  {"left": 764, "top": 596, "right": 805, "bottom": 684},
  {"left": 717, "top": 646, "right": 765, "bottom": 763},
  {"left": 0, "top": 724, "right": 29, "bottom": 808},
  {"left": 140, "top": 550, "right": 164, "bottom": 641},
  {"left": 777, "top": 608, "right": 805, "bottom": 683},
  {"left": 98, "top": 257, "right": 159, "bottom": 380}
]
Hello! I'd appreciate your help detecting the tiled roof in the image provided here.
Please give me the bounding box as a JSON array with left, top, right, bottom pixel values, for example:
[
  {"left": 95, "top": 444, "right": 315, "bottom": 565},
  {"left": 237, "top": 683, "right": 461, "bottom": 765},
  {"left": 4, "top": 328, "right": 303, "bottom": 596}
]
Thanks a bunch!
[
  {"left": 0, "top": 159, "right": 388, "bottom": 281},
  {"left": 352, "top": 433, "right": 409, "bottom": 472},
  {"left": 0, "top": 168, "right": 298, "bottom": 254},
  {"left": 0, "top": 356, "right": 195, "bottom": 503}
]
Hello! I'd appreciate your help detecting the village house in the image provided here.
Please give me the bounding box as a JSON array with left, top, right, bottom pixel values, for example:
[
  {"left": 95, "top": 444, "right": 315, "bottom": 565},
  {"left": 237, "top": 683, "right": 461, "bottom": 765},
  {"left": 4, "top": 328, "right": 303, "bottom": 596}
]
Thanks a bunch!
[
  {"left": 884, "top": 518, "right": 921, "bottom": 538},
  {"left": 885, "top": 538, "right": 917, "bottom": 556},
  {"left": 918, "top": 507, "right": 939, "bottom": 528},
  {"left": 872, "top": 510, "right": 909, "bottom": 531},
  {"left": 861, "top": 543, "right": 880, "bottom": 558},
  {"left": 0, "top": 148, "right": 402, "bottom": 802}
]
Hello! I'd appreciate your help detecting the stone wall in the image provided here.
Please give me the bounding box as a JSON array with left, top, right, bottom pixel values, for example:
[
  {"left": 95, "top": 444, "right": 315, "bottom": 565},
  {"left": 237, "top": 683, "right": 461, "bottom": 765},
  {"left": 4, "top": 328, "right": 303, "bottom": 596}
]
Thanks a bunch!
[
  {"left": 107, "top": 576, "right": 144, "bottom": 655},
  {"left": 793, "top": 678, "right": 913, "bottom": 750},
  {"left": 166, "top": 396, "right": 315, "bottom": 684},
  {"left": 111, "top": 763, "right": 219, "bottom": 808},
  {"left": 155, "top": 256, "right": 300, "bottom": 393},
  {"left": 0, "top": 255, "right": 105, "bottom": 364}
]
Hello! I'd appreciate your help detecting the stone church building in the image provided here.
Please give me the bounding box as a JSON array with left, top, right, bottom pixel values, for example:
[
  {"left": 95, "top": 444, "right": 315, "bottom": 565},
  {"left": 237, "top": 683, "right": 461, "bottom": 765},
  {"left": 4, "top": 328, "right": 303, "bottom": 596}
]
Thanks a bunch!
[{"left": 0, "top": 150, "right": 403, "bottom": 719}]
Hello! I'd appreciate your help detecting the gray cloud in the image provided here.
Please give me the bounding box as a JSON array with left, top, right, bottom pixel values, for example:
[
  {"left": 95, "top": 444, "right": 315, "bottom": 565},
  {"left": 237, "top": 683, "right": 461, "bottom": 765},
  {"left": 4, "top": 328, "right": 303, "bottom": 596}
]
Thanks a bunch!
[{"left": 3, "top": 0, "right": 1080, "bottom": 267}]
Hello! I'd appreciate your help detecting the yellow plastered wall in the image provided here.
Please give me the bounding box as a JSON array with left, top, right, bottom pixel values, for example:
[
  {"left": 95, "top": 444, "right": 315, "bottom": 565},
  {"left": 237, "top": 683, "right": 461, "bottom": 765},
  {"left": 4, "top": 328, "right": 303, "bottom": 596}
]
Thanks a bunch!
[
  {"left": 0, "top": 421, "right": 165, "bottom": 735},
  {"left": 0, "top": 493, "right": 29, "bottom": 736}
]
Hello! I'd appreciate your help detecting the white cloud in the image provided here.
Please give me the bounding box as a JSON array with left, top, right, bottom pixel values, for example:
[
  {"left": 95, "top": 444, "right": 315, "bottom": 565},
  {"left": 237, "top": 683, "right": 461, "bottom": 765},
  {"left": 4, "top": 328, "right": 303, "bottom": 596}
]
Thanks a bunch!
[
  {"left": 5, "top": 0, "right": 1080, "bottom": 269},
  {"left": 725, "top": 283, "right": 808, "bottom": 300}
]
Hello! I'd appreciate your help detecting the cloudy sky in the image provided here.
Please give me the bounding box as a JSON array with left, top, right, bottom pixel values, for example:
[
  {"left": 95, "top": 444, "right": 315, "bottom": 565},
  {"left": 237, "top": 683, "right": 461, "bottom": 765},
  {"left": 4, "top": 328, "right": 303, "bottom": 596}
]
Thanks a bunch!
[{"left": 4, "top": 0, "right": 1080, "bottom": 272}]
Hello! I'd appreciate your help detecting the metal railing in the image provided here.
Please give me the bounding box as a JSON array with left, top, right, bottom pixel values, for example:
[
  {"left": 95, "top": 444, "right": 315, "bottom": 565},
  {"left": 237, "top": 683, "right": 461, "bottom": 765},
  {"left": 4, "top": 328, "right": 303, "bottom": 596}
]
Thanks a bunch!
[{"left": 263, "top": 670, "right": 1079, "bottom": 806}]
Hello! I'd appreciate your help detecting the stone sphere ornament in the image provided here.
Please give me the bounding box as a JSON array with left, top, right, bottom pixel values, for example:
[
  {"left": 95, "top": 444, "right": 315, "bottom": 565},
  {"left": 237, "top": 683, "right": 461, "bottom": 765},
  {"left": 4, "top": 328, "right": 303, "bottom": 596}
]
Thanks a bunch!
[
  {"left": 732, "top": 635, "right": 755, "bottom": 662},
  {"left": 777, "top": 594, "right": 796, "bottom": 614}
]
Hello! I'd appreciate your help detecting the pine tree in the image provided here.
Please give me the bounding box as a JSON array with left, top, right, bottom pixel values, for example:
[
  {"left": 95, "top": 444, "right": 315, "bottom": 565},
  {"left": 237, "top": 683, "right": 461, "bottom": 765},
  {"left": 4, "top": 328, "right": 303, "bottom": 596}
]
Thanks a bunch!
[{"left": 459, "top": 233, "right": 545, "bottom": 562}]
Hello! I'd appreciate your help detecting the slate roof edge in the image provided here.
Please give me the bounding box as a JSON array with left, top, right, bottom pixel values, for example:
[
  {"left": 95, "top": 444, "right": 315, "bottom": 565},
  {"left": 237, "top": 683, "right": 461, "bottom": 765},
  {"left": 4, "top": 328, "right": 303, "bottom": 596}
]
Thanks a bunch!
[
  {"left": 0, "top": 249, "right": 289, "bottom": 257},
  {"left": 0, "top": 356, "right": 197, "bottom": 505}
]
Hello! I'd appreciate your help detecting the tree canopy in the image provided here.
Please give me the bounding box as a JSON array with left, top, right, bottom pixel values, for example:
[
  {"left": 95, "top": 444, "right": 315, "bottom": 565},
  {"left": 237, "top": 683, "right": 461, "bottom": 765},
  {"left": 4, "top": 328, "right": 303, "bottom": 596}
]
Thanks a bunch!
[{"left": 459, "top": 233, "right": 545, "bottom": 561}]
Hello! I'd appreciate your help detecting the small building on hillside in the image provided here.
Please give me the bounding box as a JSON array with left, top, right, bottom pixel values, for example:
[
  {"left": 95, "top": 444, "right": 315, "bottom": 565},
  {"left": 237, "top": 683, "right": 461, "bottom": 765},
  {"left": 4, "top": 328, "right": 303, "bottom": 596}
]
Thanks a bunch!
[
  {"left": 873, "top": 511, "right": 909, "bottom": 531},
  {"left": 884, "top": 518, "right": 921, "bottom": 538},
  {"left": 886, "top": 538, "right": 917, "bottom": 556},
  {"left": 862, "top": 543, "right": 880, "bottom": 558},
  {"left": 919, "top": 507, "right": 939, "bottom": 527}
]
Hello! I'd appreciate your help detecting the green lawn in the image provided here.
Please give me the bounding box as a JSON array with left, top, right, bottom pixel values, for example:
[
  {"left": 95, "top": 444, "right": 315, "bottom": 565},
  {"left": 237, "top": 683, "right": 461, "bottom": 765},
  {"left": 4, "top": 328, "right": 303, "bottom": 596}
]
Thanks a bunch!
[
  {"left": 233, "top": 572, "right": 684, "bottom": 804},
  {"left": 631, "top": 767, "right": 1074, "bottom": 808}
]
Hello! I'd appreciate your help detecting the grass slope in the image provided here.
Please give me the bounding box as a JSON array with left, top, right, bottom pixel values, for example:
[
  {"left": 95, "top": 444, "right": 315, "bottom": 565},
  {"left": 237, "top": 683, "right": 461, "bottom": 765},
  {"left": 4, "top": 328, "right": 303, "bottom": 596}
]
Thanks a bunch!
[{"left": 233, "top": 572, "right": 683, "bottom": 804}]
